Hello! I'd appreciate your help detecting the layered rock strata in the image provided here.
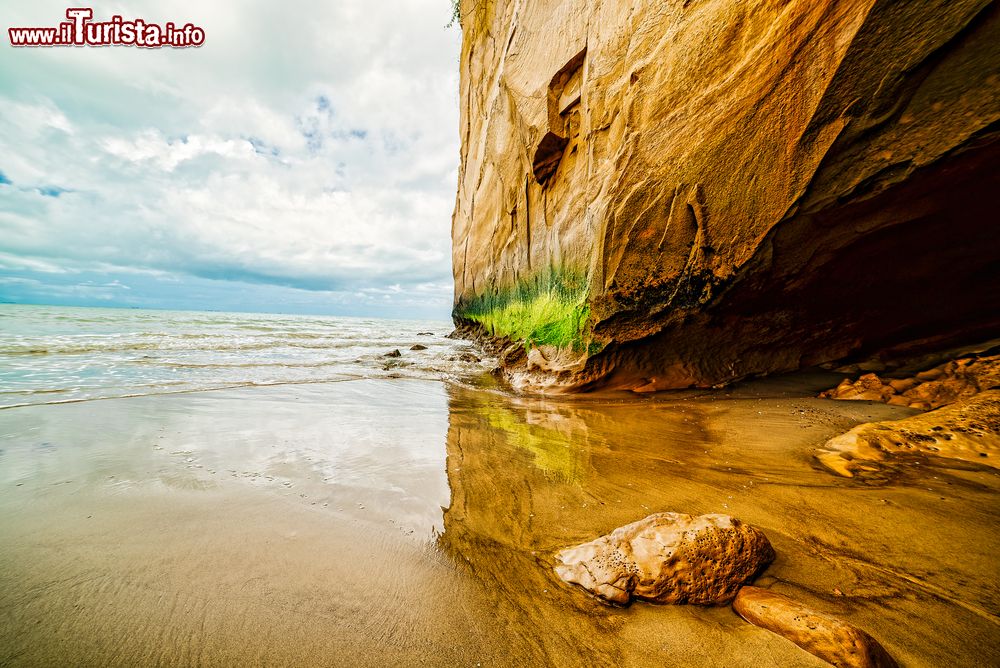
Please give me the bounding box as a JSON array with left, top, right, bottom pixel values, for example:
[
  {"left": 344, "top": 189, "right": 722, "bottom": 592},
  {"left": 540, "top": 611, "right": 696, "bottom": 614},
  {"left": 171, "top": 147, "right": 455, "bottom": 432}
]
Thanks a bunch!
[{"left": 817, "top": 389, "right": 1000, "bottom": 477}]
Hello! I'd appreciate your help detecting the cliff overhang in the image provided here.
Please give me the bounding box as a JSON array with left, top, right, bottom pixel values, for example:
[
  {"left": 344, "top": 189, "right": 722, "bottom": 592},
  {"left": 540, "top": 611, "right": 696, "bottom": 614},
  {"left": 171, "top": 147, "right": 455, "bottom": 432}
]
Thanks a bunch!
[{"left": 451, "top": 0, "right": 1000, "bottom": 392}]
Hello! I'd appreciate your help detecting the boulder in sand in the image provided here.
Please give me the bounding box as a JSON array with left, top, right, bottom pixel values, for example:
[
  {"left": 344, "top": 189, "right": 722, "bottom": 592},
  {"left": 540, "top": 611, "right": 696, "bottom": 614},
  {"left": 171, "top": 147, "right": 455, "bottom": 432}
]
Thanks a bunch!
[
  {"left": 554, "top": 512, "right": 774, "bottom": 606},
  {"left": 734, "top": 586, "right": 897, "bottom": 668}
]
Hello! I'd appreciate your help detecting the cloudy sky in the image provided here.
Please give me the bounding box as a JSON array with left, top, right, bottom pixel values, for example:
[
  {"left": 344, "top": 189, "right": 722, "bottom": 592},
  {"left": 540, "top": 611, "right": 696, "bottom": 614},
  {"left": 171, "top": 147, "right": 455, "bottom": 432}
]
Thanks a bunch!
[{"left": 0, "top": 1, "right": 461, "bottom": 319}]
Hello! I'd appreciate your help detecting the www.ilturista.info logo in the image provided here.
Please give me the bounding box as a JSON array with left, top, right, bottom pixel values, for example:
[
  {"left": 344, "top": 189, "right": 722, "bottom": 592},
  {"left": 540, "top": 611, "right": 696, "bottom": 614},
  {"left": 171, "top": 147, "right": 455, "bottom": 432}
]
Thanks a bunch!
[{"left": 8, "top": 8, "right": 205, "bottom": 48}]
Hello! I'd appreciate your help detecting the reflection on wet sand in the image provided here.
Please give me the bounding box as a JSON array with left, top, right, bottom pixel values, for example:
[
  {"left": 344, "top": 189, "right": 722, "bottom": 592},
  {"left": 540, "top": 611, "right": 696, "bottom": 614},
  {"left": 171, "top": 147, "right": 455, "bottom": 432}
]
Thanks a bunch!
[
  {"left": 439, "top": 379, "right": 1000, "bottom": 666},
  {"left": 0, "top": 376, "right": 997, "bottom": 666}
]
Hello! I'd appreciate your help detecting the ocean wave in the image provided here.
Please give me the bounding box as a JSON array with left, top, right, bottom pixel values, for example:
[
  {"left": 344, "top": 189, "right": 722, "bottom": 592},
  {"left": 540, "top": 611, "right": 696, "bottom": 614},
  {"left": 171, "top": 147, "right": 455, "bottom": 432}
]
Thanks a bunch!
[
  {"left": 0, "top": 306, "right": 483, "bottom": 409},
  {"left": 0, "top": 340, "right": 395, "bottom": 356}
]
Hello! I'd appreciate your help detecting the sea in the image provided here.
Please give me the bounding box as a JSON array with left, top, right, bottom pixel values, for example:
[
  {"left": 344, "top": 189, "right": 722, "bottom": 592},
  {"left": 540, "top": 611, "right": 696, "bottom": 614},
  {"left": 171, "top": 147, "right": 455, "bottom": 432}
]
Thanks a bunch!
[{"left": 0, "top": 304, "right": 485, "bottom": 409}]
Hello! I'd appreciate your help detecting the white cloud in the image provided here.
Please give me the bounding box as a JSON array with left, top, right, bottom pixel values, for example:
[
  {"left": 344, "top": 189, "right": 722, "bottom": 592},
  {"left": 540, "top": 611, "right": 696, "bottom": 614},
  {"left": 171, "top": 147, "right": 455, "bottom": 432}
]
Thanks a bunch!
[
  {"left": 0, "top": 99, "right": 74, "bottom": 137},
  {"left": 102, "top": 130, "right": 256, "bottom": 172},
  {"left": 0, "top": 0, "right": 461, "bottom": 317}
]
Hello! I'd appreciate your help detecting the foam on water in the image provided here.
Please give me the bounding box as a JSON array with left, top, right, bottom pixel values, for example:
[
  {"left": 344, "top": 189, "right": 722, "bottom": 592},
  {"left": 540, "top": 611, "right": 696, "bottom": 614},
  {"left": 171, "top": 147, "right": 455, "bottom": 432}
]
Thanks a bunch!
[{"left": 0, "top": 304, "right": 487, "bottom": 408}]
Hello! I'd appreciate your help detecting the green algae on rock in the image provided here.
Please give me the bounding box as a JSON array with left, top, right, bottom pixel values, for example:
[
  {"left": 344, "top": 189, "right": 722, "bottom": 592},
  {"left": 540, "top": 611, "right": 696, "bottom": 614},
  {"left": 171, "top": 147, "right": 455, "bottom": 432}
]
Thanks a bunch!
[{"left": 453, "top": 268, "right": 597, "bottom": 352}]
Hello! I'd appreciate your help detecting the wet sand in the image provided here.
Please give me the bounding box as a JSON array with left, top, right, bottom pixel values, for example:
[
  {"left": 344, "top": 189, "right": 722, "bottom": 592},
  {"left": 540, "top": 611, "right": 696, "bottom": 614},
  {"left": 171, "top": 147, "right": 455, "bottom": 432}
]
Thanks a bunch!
[{"left": 1, "top": 377, "right": 998, "bottom": 666}]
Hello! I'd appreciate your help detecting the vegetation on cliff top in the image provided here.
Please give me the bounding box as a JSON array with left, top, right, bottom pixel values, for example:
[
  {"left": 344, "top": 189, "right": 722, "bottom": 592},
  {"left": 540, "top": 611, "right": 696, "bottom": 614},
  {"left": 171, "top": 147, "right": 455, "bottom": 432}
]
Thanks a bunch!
[{"left": 455, "top": 269, "right": 596, "bottom": 351}]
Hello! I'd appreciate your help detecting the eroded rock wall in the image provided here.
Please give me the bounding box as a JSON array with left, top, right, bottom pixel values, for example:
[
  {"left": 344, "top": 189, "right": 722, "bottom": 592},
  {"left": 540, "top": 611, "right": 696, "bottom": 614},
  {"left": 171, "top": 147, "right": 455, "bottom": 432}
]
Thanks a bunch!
[{"left": 452, "top": 0, "right": 1000, "bottom": 392}]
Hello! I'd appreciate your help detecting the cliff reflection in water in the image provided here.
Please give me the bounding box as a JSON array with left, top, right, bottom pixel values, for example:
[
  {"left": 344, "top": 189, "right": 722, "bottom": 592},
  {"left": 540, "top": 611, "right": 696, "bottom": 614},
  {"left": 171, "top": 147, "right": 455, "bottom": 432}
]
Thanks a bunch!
[
  {"left": 1, "top": 377, "right": 995, "bottom": 666},
  {"left": 435, "top": 380, "right": 1000, "bottom": 666}
]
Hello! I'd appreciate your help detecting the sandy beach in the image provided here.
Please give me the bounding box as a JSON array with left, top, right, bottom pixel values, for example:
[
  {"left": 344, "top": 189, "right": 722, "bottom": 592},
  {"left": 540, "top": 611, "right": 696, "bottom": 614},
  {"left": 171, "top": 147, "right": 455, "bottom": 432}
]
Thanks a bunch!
[{"left": 2, "top": 376, "right": 997, "bottom": 666}]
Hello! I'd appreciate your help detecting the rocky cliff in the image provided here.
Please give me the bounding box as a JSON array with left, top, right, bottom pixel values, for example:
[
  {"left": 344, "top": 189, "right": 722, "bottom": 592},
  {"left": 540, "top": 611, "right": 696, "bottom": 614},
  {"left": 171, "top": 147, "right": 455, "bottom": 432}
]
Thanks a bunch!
[{"left": 450, "top": 0, "right": 1000, "bottom": 392}]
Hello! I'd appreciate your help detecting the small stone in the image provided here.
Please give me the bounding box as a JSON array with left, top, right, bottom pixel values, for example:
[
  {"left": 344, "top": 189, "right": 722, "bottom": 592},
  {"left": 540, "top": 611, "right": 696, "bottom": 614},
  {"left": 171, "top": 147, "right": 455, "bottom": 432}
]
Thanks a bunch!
[
  {"left": 887, "top": 378, "right": 918, "bottom": 393},
  {"left": 384, "top": 349, "right": 402, "bottom": 358},
  {"left": 916, "top": 368, "right": 944, "bottom": 381},
  {"left": 733, "top": 586, "right": 897, "bottom": 668},
  {"left": 410, "top": 344, "right": 428, "bottom": 351}
]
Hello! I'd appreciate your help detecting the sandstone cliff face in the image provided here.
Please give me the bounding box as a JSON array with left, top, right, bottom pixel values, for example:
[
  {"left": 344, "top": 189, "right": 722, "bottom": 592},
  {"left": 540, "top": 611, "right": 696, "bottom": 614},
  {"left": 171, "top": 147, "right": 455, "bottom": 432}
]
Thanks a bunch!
[{"left": 451, "top": 0, "right": 1000, "bottom": 392}]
